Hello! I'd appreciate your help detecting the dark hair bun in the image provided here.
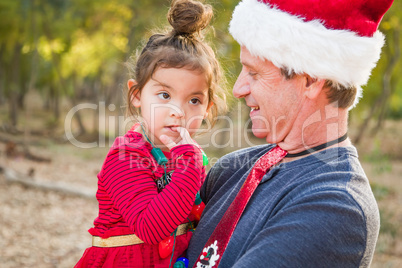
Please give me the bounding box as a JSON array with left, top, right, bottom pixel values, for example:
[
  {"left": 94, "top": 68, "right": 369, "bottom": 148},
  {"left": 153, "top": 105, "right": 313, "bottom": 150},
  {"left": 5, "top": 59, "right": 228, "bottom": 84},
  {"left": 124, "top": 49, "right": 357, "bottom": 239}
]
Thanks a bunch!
[{"left": 168, "top": 0, "right": 213, "bottom": 37}]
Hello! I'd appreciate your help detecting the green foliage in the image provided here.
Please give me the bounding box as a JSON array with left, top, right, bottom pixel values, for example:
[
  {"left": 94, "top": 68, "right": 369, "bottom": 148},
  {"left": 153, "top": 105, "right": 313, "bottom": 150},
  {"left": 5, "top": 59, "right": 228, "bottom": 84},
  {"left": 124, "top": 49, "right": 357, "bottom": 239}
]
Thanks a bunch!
[
  {"left": 352, "top": 1, "right": 402, "bottom": 119},
  {"left": 378, "top": 209, "right": 398, "bottom": 237},
  {"left": 363, "top": 139, "right": 393, "bottom": 174},
  {"left": 0, "top": 0, "right": 400, "bottom": 127},
  {"left": 370, "top": 182, "right": 391, "bottom": 201}
]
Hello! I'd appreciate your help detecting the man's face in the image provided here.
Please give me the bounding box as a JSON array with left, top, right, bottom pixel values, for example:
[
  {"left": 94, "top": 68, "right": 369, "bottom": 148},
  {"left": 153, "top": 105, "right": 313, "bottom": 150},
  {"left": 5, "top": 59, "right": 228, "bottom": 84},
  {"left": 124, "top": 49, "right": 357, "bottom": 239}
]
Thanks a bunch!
[{"left": 233, "top": 47, "right": 306, "bottom": 144}]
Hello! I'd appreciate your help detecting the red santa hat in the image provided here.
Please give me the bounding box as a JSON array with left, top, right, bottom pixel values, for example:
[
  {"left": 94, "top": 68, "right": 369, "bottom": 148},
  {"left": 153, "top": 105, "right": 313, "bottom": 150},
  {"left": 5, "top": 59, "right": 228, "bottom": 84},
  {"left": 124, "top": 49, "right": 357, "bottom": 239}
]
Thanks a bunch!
[{"left": 229, "top": 0, "right": 394, "bottom": 107}]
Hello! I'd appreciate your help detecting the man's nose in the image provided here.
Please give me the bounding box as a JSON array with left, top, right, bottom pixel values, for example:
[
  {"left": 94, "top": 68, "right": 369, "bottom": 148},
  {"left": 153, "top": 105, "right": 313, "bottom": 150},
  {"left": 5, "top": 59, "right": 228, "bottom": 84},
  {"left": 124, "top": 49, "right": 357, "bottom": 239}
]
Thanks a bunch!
[{"left": 233, "top": 69, "right": 250, "bottom": 98}]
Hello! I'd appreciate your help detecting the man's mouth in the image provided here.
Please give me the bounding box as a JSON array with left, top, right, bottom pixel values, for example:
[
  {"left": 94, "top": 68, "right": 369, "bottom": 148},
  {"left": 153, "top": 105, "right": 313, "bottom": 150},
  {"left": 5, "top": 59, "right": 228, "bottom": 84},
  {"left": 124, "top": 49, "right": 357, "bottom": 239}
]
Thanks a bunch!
[{"left": 250, "top": 106, "right": 260, "bottom": 112}]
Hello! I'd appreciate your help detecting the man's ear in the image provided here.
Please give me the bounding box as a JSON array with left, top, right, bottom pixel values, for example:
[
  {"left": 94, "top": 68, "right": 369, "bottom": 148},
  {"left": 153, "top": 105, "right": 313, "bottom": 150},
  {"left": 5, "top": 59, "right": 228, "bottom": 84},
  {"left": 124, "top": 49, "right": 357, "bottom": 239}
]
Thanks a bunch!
[
  {"left": 127, "top": 79, "right": 141, "bottom": 108},
  {"left": 304, "top": 75, "right": 325, "bottom": 100},
  {"left": 204, "top": 101, "right": 214, "bottom": 119}
]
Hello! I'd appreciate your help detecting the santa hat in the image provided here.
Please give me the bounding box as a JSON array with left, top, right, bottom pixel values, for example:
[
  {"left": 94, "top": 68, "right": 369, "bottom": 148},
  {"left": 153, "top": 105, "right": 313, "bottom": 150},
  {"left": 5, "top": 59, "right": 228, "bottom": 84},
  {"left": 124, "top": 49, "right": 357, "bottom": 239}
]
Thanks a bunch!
[{"left": 229, "top": 0, "right": 394, "bottom": 107}]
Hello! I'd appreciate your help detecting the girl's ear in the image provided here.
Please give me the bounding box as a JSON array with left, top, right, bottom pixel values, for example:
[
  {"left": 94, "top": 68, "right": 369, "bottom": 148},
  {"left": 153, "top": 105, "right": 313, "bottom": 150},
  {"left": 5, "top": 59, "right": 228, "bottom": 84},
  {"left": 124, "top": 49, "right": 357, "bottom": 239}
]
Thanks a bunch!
[
  {"left": 127, "top": 79, "right": 141, "bottom": 108},
  {"left": 204, "top": 101, "right": 214, "bottom": 119}
]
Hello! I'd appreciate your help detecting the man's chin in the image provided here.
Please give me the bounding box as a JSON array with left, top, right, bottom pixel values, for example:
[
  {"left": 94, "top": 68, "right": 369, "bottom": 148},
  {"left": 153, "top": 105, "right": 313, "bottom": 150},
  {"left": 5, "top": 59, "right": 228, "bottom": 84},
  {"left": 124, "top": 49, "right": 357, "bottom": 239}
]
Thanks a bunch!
[
  {"left": 265, "top": 135, "right": 284, "bottom": 145},
  {"left": 251, "top": 129, "right": 280, "bottom": 145},
  {"left": 251, "top": 128, "right": 268, "bottom": 140}
]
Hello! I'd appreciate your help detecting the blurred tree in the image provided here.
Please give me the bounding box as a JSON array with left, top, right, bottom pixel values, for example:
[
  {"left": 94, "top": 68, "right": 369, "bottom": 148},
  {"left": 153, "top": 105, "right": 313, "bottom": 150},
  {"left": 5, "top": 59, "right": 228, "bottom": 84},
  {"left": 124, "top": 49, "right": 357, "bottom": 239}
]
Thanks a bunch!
[
  {"left": 0, "top": 0, "right": 31, "bottom": 127},
  {"left": 0, "top": 0, "right": 400, "bottom": 145},
  {"left": 353, "top": 1, "right": 401, "bottom": 144}
]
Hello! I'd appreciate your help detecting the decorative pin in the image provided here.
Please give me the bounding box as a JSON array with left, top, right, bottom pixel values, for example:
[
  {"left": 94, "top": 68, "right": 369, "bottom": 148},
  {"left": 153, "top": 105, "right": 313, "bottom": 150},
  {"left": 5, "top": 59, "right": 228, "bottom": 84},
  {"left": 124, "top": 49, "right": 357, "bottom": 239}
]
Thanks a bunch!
[
  {"left": 174, "top": 257, "right": 189, "bottom": 268},
  {"left": 191, "top": 192, "right": 205, "bottom": 221},
  {"left": 140, "top": 123, "right": 168, "bottom": 165},
  {"left": 201, "top": 150, "right": 209, "bottom": 166},
  {"left": 151, "top": 147, "right": 168, "bottom": 165},
  {"left": 158, "top": 235, "right": 174, "bottom": 259},
  {"left": 196, "top": 240, "right": 220, "bottom": 268}
]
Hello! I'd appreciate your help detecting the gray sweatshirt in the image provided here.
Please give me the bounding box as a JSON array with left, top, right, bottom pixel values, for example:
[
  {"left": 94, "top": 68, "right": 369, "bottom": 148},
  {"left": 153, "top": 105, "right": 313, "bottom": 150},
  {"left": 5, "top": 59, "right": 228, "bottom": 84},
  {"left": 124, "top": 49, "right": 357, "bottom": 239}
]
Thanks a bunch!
[{"left": 187, "top": 145, "right": 379, "bottom": 268}]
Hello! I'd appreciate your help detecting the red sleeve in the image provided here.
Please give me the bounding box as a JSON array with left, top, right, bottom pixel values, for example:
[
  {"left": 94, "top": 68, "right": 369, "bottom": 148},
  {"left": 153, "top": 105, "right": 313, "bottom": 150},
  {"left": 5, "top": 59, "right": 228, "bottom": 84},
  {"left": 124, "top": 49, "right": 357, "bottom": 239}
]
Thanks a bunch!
[{"left": 99, "top": 143, "right": 203, "bottom": 244}]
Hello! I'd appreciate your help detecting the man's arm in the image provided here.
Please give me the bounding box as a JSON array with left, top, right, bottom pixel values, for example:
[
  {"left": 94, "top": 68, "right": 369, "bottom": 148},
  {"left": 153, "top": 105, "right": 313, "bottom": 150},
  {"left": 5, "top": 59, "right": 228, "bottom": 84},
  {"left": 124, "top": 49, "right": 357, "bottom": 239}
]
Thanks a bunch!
[{"left": 231, "top": 189, "right": 370, "bottom": 267}]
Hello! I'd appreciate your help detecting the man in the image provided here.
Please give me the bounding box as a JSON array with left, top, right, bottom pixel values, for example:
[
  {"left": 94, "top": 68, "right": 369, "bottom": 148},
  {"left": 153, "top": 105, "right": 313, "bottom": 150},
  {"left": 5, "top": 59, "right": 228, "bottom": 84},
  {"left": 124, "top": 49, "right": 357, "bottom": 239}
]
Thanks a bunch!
[{"left": 187, "top": 0, "right": 394, "bottom": 267}]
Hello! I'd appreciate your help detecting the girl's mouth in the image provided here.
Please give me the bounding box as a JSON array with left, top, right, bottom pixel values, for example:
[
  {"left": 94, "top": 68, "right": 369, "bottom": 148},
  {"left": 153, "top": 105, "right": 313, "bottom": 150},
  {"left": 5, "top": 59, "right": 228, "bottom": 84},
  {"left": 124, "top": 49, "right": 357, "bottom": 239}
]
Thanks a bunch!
[{"left": 165, "top": 126, "right": 179, "bottom": 132}]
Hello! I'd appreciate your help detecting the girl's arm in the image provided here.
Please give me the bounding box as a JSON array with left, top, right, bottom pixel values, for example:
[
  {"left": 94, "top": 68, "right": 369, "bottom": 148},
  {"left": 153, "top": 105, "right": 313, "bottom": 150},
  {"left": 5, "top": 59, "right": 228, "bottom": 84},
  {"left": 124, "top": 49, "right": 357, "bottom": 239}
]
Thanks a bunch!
[{"left": 99, "top": 142, "right": 203, "bottom": 244}]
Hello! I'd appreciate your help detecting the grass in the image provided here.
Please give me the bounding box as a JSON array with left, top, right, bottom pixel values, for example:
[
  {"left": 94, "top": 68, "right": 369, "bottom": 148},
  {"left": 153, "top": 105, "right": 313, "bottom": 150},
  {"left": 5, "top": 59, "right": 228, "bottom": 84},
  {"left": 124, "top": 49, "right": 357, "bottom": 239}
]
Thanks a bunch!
[
  {"left": 371, "top": 182, "right": 393, "bottom": 200},
  {"left": 363, "top": 138, "right": 393, "bottom": 174}
]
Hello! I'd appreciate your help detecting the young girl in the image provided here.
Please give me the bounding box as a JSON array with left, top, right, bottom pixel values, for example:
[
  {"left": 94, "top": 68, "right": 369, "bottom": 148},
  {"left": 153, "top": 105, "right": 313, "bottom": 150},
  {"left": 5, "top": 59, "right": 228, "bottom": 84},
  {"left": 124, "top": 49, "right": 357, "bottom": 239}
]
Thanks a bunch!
[{"left": 74, "top": 0, "right": 225, "bottom": 267}]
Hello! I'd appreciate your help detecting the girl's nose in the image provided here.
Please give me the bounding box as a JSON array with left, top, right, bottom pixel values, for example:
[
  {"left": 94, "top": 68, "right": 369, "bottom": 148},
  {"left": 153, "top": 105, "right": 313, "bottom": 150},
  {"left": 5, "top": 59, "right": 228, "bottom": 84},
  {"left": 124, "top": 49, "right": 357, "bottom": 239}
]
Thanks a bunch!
[{"left": 168, "top": 104, "right": 185, "bottom": 118}]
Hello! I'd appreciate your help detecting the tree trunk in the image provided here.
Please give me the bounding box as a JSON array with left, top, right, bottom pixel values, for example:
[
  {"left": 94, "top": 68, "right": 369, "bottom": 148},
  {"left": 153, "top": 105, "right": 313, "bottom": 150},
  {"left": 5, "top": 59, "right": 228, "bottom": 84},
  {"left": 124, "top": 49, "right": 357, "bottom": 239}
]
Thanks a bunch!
[
  {"left": 370, "top": 27, "right": 400, "bottom": 137},
  {"left": 2, "top": 166, "right": 95, "bottom": 199},
  {"left": 353, "top": 28, "right": 400, "bottom": 145},
  {"left": 54, "top": 85, "right": 60, "bottom": 121},
  {"left": 9, "top": 91, "right": 18, "bottom": 127},
  {"left": 71, "top": 75, "right": 87, "bottom": 135},
  {"left": 9, "top": 44, "right": 23, "bottom": 127},
  {"left": 43, "top": 87, "right": 50, "bottom": 110},
  {"left": 23, "top": 0, "right": 40, "bottom": 147},
  {"left": 0, "top": 45, "right": 5, "bottom": 105},
  {"left": 48, "top": 85, "right": 60, "bottom": 121},
  {"left": 17, "top": 91, "right": 25, "bottom": 110}
]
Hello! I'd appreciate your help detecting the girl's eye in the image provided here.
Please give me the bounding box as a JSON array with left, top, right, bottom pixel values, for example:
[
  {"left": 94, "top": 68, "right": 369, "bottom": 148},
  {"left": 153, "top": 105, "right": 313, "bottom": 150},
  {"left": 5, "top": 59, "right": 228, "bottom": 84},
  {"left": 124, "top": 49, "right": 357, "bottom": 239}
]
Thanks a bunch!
[
  {"left": 158, "top": 92, "right": 170, "bottom": 100},
  {"left": 189, "top": 98, "right": 200, "bottom": 105}
]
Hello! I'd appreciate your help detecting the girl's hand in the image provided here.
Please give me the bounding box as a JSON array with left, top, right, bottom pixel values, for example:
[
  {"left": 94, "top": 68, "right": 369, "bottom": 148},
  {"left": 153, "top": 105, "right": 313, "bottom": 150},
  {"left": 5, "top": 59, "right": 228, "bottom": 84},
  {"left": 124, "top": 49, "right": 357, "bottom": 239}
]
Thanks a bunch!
[{"left": 160, "top": 127, "right": 198, "bottom": 151}]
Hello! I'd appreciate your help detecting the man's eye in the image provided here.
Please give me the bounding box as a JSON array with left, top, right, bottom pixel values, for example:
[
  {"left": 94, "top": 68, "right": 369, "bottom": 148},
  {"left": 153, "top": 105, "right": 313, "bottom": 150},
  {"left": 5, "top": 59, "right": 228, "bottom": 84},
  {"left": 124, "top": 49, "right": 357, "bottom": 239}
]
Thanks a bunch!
[
  {"left": 190, "top": 98, "right": 200, "bottom": 105},
  {"left": 158, "top": 92, "right": 170, "bottom": 100},
  {"left": 249, "top": 71, "right": 257, "bottom": 77}
]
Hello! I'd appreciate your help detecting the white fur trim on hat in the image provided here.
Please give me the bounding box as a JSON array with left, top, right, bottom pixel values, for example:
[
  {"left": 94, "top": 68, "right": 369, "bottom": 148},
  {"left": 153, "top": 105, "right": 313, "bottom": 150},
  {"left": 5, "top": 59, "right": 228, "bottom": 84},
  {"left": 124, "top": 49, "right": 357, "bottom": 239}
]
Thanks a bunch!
[{"left": 229, "top": 0, "right": 385, "bottom": 107}]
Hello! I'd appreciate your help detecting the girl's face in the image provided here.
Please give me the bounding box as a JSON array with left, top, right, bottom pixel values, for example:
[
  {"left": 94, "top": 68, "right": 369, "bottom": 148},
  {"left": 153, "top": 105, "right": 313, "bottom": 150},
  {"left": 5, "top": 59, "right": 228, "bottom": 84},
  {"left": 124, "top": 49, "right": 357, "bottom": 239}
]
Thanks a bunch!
[{"left": 130, "top": 67, "right": 211, "bottom": 151}]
